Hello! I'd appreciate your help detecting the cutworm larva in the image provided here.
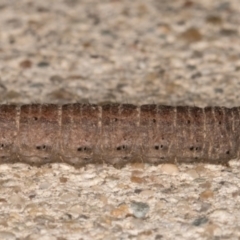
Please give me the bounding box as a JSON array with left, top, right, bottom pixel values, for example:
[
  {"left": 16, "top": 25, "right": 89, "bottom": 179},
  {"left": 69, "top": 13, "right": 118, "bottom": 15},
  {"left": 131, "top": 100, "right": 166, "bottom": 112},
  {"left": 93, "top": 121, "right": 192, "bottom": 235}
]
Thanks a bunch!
[{"left": 0, "top": 103, "right": 238, "bottom": 167}]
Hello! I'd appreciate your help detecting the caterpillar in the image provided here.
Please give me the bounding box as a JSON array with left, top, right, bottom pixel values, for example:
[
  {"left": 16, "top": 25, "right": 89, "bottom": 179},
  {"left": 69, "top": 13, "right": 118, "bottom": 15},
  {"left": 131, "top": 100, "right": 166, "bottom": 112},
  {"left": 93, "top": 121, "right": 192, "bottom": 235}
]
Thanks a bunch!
[{"left": 0, "top": 103, "right": 239, "bottom": 167}]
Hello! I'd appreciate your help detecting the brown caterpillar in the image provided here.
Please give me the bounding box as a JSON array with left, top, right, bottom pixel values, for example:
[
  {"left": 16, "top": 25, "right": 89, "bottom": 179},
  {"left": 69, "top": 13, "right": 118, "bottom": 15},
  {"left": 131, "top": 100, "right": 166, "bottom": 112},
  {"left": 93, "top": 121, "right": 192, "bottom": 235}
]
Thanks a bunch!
[{"left": 0, "top": 103, "right": 239, "bottom": 167}]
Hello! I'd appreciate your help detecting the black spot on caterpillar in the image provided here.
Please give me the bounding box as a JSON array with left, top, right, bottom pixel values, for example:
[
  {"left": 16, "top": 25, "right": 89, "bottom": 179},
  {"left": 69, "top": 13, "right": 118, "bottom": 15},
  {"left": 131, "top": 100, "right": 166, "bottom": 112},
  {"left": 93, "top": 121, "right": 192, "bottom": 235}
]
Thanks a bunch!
[{"left": 0, "top": 103, "right": 239, "bottom": 167}]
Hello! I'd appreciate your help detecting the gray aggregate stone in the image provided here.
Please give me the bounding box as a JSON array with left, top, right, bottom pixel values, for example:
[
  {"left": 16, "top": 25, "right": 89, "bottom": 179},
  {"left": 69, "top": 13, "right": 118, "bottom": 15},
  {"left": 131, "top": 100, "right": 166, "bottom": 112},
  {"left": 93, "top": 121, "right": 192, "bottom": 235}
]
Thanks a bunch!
[
  {"left": 0, "top": 231, "right": 16, "bottom": 240},
  {"left": 130, "top": 201, "right": 150, "bottom": 218}
]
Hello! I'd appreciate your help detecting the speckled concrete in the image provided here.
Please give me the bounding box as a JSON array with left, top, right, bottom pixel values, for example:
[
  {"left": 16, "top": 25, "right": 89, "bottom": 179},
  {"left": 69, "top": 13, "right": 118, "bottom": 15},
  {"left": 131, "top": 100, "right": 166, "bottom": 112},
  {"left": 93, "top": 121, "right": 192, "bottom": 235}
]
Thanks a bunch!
[{"left": 0, "top": 0, "right": 240, "bottom": 239}]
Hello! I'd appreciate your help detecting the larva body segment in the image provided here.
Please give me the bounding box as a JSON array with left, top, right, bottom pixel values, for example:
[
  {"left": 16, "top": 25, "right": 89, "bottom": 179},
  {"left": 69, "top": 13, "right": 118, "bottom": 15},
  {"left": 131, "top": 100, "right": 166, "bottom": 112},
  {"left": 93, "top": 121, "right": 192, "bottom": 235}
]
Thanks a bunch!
[
  {"left": 101, "top": 104, "right": 140, "bottom": 165},
  {"left": 18, "top": 104, "right": 60, "bottom": 164},
  {"left": 0, "top": 103, "right": 238, "bottom": 166},
  {"left": 61, "top": 103, "right": 100, "bottom": 165},
  {"left": 0, "top": 105, "right": 18, "bottom": 162},
  {"left": 139, "top": 104, "right": 159, "bottom": 163},
  {"left": 155, "top": 106, "right": 176, "bottom": 162}
]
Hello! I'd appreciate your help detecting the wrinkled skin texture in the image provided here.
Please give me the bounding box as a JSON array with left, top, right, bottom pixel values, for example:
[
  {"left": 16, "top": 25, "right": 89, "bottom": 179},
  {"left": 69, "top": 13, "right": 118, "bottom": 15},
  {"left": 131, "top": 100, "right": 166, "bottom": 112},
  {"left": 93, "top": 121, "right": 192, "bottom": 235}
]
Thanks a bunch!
[{"left": 0, "top": 103, "right": 238, "bottom": 167}]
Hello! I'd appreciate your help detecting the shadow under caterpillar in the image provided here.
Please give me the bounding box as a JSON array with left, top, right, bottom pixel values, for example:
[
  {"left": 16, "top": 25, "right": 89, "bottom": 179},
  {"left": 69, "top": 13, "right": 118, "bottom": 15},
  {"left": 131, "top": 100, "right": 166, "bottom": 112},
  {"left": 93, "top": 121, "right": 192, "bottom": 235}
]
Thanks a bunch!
[{"left": 0, "top": 103, "right": 239, "bottom": 167}]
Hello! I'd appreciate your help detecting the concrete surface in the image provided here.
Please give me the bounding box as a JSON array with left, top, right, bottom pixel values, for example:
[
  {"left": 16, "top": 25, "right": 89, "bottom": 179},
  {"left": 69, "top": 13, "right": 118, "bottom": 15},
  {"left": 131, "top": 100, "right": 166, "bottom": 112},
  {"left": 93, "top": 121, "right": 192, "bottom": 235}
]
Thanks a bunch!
[{"left": 0, "top": 0, "right": 240, "bottom": 239}]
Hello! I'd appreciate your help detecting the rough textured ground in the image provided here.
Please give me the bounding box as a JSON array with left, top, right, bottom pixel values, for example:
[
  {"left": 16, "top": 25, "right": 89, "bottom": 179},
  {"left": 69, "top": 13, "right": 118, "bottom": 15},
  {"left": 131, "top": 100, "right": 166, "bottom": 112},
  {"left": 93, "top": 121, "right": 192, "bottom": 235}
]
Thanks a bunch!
[{"left": 0, "top": 0, "right": 240, "bottom": 239}]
